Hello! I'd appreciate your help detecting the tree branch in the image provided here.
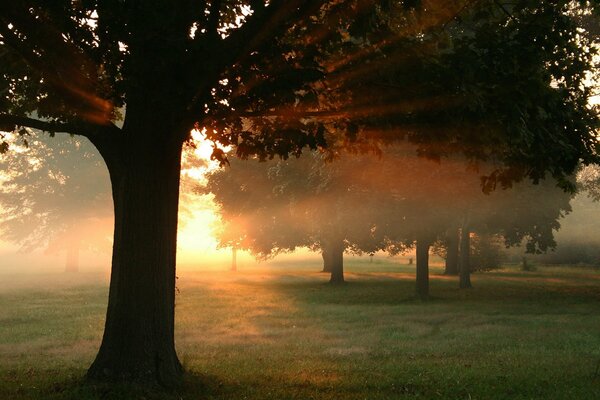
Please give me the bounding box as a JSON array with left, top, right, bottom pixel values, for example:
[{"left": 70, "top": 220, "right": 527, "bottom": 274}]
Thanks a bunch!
[
  {"left": 0, "top": 4, "right": 115, "bottom": 126},
  {"left": 219, "top": 0, "right": 309, "bottom": 62},
  {"left": 492, "top": 0, "right": 515, "bottom": 20},
  {"left": 0, "top": 113, "right": 121, "bottom": 140},
  {"left": 207, "top": 0, "right": 222, "bottom": 36},
  {"left": 184, "top": 0, "right": 325, "bottom": 119}
]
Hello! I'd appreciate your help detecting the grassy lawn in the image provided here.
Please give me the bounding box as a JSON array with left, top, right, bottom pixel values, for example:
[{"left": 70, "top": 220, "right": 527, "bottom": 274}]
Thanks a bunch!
[{"left": 1, "top": 259, "right": 599, "bottom": 399}]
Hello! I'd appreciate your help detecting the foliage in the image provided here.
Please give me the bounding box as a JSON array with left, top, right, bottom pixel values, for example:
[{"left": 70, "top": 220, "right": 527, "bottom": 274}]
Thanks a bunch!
[
  {"left": 208, "top": 142, "right": 576, "bottom": 265},
  {"left": 0, "top": 1, "right": 597, "bottom": 175},
  {"left": 341, "top": 0, "right": 600, "bottom": 191},
  {"left": 474, "top": 178, "right": 575, "bottom": 254},
  {"left": 521, "top": 256, "right": 537, "bottom": 271},
  {"left": 578, "top": 164, "right": 600, "bottom": 201},
  {"left": 523, "top": 241, "right": 600, "bottom": 266},
  {"left": 469, "top": 233, "right": 505, "bottom": 272},
  {"left": 205, "top": 151, "right": 388, "bottom": 259},
  {"left": 0, "top": 131, "right": 112, "bottom": 254}
]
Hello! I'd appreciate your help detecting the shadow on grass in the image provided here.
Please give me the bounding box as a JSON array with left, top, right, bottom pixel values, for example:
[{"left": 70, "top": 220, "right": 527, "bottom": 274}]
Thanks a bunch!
[
  {"left": 232, "top": 271, "right": 600, "bottom": 309},
  {"left": 39, "top": 371, "right": 233, "bottom": 400},
  {"left": 237, "top": 279, "right": 424, "bottom": 306}
]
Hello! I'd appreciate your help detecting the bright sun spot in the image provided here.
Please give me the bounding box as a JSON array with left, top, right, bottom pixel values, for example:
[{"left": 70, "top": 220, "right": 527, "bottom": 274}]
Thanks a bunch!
[{"left": 177, "top": 129, "right": 232, "bottom": 268}]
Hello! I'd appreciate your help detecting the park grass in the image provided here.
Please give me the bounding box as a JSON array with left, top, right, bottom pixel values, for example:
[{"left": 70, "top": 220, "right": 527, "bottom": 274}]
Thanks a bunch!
[{"left": 0, "top": 259, "right": 599, "bottom": 399}]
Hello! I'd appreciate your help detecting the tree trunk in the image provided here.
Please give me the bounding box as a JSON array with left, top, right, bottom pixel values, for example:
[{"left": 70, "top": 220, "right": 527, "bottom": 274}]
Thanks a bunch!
[
  {"left": 327, "top": 239, "right": 345, "bottom": 284},
  {"left": 64, "top": 241, "right": 80, "bottom": 273},
  {"left": 87, "top": 133, "right": 184, "bottom": 387},
  {"left": 459, "top": 227, "right": 472, "bottom": 289},
  {"left": 231, "top": 247, "right": 237, "bottom": 272},
  {"left": 416, "top": 237, "right": 431, "bottom": 300},
  {"left": 444, "top": 228, "right": 459, "bottom": 275},
  {"left": 321, "top": 247, "right": 332, "bottom": 273}
]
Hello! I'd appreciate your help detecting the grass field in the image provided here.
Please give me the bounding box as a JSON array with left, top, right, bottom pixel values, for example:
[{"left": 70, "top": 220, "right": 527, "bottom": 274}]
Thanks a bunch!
[{"left": 1, "top": 259, "right": 599, "bottom": 399}]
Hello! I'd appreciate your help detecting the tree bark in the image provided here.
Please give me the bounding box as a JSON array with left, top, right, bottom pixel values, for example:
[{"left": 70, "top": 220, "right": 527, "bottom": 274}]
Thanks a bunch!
[
  {"left": 321, "top": 247, "right": 332, "bottom": 273},
  {"left": 459, "top": 227, "right": 472, "bottom": 289},
  {"left": 87, "top": 131, "right": 184, "bottom": 387},
  {"left": 444, "top": 228, "right": 459, "bottom": 275},
  {"left": 327, "top": 239, "right": 345, "bottom": 284},
  {"left": 231, "top": 247, "right": 237, "bottom": 272},
  {"left": 64, "top": 241, "right": 80, "bottom": 273},
  {"left": 416, "top": 237, "right": 431, "bottom": 300}
]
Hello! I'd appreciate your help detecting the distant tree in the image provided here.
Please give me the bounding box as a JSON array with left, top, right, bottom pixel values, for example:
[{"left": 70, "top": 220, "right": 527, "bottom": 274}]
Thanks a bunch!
[
  {"left": 365, "top": 148, "right": 575, "bottom": 293},
  {"left": 578, "top": 165, "right": 600, "bottom": 201},
  {"left": 434, "top": 177, "right": 575, "bottom": 286},
  {"left": 434, "top": 232, "right": 503, "bottom": 275},
  {"left": 206, "top": 151, "right": 387, "bottom": 284},
  {"left": 0, "top": 132, "right": 112, "bottom": 271}
]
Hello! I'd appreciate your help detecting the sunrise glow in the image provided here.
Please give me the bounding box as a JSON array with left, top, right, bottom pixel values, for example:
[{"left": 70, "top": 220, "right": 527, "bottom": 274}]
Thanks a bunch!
[{"left": 177, "top": 129, "right": 232, "bottom": 267}]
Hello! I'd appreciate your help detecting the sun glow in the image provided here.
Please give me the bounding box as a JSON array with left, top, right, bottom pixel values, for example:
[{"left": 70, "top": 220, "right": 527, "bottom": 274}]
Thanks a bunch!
[{"left": 176, "top": 130, "right": 232, "bottom": 267}]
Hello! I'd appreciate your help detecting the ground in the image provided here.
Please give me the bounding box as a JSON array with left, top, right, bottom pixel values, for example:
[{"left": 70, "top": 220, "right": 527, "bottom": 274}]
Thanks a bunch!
[{"left": 0, "top": 258, "right": 599, "bottom": 399}]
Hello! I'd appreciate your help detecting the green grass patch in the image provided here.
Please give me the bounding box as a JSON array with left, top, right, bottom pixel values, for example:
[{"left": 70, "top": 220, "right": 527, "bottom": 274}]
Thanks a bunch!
[{"left": 1, "top": 261, "right": 599, "bottom": 399}]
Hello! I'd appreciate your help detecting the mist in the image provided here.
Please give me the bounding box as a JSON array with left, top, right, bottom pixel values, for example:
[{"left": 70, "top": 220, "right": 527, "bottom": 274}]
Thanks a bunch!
[{"left": 3, "top": 132, "right": 600, "bottom": 282}]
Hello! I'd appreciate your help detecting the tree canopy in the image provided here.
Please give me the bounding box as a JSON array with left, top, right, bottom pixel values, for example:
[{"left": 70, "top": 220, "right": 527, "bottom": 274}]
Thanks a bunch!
[
  {"left": 0, "top": 132, "right": 112, "bottom": 263},
  {"left": 207, "top": 143, "right": 575, "bottom": 295}
]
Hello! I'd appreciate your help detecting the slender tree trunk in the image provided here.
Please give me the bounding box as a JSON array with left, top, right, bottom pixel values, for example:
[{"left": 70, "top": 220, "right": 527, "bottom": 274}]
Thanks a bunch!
[
  {"left": 444, "top": 228, "right": 459, "bottom": 275},
  {"left": 87, "top": 131, "right": 184, "bottom": 387},
  {"left": 416, "top": 237, "right": 431, "bottom": 300},
  {"left": 231, "top": 247, "right": 237, "bottom": 272},
  {"left": 459, "top": 227, "right": 472, "bottom": 289},
  {"left": 64, "top": 241, "right": 80, "bottom": 273},
  {"left": 321, "top": 247, "right": 332, "bottom": 273},
  {"left": 328, "top": 239, "right": 345, "bottom": 284}
]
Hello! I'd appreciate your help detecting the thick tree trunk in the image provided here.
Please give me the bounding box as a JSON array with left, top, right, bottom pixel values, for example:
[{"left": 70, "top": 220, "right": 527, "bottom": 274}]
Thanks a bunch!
[
  {"left": 87, "top": 134, "right": 183, "bottom": 387},
  {"left": 459, "top": 227, "right": 472, "bottom": 289},
  {"left": 444, "top": 228, "right": 459, "bottom": 275},
  {"left": 321, "top": 247, "right": 332, "bottom": 273},
  {"left": 231, "top": 247, "right": 237, "bottom": 272},
  {"left": 327, "top": 239, "right": 345, "bottom": 284},
  {"left": 64, "top": 241, "right": 80, "bottom": 273},
  {"left": 416, "top": 237, "right": 431, "bottom": 300}
]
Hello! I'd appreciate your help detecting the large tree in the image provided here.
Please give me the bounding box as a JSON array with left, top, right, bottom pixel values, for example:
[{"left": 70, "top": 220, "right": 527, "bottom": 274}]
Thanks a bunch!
[
  {"left": 0, "top": 1, "right": 344, "bottom": 386},
  {"left": 1, "top": 0, "right": 598, "bottom": 387}
]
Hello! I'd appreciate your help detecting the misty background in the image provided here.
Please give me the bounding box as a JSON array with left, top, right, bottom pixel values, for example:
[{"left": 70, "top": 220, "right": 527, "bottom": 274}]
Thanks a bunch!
[{"left": 1, "top": 132, "right": 600, "bottom": 276}]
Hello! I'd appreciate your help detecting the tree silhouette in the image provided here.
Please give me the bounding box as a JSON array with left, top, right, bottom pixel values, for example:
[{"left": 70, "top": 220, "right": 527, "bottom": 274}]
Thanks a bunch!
[
  {"left": 206, "top": 151, "right": 390, "bottom": 284},
  {"left": 0, "top": 132, "right": 112, "bottom": 271}
]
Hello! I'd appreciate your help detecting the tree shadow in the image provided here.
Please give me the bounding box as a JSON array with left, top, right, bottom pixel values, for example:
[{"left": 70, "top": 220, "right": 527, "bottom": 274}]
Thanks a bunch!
[
  {"left": 41, "top": 371, "right": 235, "bottom": 400},
  {"left": 241, "top": 278, "right": 444, "bottom": 306}
]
